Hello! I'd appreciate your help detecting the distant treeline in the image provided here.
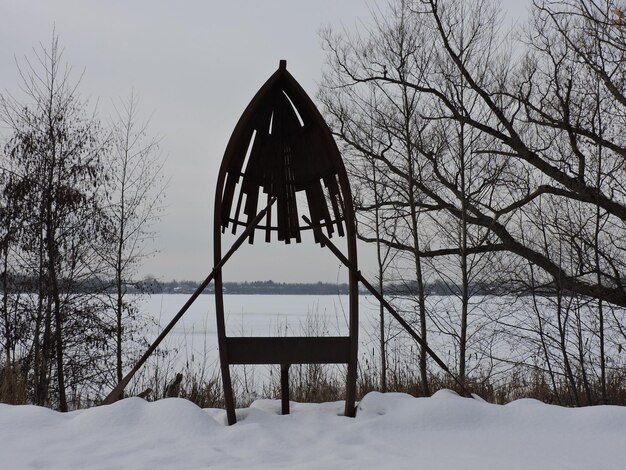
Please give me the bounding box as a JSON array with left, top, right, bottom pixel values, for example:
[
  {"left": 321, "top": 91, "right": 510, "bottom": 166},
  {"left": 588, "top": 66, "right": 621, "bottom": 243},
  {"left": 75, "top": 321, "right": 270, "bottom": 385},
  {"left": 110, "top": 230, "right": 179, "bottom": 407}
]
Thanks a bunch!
[
  {"left": 133, "top": 278, "right": 512, "bottom": 296},
  {"left": 1, "top": 275, "right": 517, "bottom": 296},
  {"left": 145, "top": 279, "right": 352, "bottom": 295}
]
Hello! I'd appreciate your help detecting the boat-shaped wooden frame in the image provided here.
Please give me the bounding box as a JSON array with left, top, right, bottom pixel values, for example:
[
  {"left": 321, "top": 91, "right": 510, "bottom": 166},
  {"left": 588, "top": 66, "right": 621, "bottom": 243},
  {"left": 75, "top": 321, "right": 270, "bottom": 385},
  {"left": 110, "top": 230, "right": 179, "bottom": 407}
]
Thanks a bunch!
[{"left": 213, "top": 60, "right": 358, "bottom": 425}]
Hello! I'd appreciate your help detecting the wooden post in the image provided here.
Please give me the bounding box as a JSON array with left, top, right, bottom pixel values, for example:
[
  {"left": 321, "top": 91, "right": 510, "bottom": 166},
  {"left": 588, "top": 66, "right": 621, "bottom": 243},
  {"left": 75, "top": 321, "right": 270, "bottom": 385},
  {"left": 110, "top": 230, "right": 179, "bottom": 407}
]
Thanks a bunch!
[{"left": 281, "top": 363, "right": 290, "bottom": 415}]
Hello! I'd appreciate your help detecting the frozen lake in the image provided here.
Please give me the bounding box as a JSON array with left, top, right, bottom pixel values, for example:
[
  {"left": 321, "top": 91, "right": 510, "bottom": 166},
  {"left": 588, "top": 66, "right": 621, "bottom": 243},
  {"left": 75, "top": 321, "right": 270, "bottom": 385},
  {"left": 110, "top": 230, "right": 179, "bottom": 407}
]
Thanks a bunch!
[
  {"left": 132, "top": 294, "right": 401, "bottom": 394},
  {"left": 135, "top": 293, "right": 527, "bottom": 376},
  {"left": 139, "top": 294, "right": 384, "bottom": 370}
]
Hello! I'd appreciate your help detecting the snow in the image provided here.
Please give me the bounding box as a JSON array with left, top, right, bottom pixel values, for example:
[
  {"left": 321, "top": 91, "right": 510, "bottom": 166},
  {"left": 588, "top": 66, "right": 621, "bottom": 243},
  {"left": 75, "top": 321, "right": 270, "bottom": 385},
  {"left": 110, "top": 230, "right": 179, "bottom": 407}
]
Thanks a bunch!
[{"left": 1, "top": 391, "right": 624, "bottom": 469}]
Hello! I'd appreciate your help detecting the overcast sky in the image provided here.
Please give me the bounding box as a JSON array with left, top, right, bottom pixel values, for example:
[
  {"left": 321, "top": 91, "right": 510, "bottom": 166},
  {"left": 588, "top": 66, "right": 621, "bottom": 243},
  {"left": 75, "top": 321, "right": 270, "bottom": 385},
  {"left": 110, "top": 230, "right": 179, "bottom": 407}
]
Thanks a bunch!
[{"left": 1, "top": 1, "right": 530, "bottom": 283}]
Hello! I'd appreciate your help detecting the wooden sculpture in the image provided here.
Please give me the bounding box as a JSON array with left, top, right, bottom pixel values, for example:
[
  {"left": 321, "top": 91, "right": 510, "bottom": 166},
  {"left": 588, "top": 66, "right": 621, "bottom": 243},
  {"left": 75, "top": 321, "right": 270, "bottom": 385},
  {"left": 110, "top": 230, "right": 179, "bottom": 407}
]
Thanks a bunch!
[{"left": 213, "top": 60, "right": 359, "bottom": 425}]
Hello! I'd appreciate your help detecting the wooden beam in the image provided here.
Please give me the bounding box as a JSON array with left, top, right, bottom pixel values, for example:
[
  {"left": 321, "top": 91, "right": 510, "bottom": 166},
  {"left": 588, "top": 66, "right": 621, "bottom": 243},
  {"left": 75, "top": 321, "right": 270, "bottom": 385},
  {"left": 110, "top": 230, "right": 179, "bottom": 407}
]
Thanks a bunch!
[{"left": 225, "top": 336, "right": 351, "bottom": 364}]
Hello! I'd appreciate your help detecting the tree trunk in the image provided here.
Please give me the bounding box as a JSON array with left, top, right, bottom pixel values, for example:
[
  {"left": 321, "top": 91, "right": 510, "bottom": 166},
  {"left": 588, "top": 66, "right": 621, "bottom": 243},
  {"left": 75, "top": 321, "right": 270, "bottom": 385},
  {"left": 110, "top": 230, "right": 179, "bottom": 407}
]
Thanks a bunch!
[
  {"left": 369, "top": 158, "right": 388, "bottom": 392},
  {"left": 402, "top": 83, "right": 430, "bottom": 396},
  {"left": 556, "top": 291, "right": 579, "bottom": 406}
]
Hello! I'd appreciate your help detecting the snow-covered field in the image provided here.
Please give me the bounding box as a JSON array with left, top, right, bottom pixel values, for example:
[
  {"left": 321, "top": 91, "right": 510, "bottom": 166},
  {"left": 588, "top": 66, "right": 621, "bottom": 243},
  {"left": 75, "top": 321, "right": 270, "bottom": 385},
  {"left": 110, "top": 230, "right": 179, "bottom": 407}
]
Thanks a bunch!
[{"left": 1, "top": 390, "right": 624, "bottom": 469}]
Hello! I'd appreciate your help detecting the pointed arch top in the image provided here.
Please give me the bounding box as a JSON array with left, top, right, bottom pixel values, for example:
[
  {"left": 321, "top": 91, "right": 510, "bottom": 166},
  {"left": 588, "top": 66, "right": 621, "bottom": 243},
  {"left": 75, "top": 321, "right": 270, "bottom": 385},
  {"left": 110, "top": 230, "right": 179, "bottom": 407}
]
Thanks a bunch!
[{"left": 216, "top": 60, "right": 352, "bottom": 245}]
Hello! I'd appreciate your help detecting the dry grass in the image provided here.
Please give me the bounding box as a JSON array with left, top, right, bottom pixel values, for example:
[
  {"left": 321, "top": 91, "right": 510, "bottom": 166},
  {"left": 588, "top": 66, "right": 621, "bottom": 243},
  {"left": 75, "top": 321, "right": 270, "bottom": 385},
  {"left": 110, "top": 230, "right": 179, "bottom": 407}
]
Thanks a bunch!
[
  {"left": 0, "top": 362, "right": 27, "bottom": 405},
  {"left": 162, "top": 355, "right": 626, "bottom": 409},
  {"left": 2, "top": 356, "right": 624, "bottom": 409}
]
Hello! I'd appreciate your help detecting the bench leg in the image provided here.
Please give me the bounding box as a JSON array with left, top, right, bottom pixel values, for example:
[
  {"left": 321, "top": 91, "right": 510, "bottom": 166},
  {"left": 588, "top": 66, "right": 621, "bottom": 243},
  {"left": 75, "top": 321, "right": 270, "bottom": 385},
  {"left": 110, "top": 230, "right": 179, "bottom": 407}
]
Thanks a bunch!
[{"left": 281, "top": 364, "right": 290, "bottom": 415}]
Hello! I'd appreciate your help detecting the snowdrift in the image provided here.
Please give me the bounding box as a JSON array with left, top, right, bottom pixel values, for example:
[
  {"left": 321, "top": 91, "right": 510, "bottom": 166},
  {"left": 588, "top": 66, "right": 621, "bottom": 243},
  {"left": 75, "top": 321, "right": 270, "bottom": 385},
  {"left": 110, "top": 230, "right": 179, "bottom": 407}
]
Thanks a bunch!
[{"left": 1, "top": 391, "right": 624, "bottom": 469}]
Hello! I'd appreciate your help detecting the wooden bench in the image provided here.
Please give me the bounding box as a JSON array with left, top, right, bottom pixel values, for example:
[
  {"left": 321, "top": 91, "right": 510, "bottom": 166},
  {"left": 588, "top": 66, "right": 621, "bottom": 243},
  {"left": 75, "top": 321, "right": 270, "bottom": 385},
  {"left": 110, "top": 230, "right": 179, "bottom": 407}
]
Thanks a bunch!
[{"left": 225, "top": 336, "right": 352, "bottom": 415}]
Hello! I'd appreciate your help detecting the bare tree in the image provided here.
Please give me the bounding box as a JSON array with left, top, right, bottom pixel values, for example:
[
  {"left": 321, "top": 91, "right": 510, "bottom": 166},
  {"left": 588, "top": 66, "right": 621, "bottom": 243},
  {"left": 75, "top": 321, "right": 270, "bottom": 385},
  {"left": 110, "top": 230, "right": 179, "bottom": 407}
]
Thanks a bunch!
[
  {"left": 0, "top": 32, "right": 110, "bottom": 410},
  {"left": 335, "top": 83, "right": 398, "bottom": 392},
  {"left": 103, "top": 92, "right": 165, "bottom": 389},
  {"left": 321, "top": 0, "right": 626, "bottom": 401},
  {"left": 326, "top": 0, "right": 626, "bottom": 306},
  {"left": 321, "top": 1, "right": 442, "bottom": 393}
]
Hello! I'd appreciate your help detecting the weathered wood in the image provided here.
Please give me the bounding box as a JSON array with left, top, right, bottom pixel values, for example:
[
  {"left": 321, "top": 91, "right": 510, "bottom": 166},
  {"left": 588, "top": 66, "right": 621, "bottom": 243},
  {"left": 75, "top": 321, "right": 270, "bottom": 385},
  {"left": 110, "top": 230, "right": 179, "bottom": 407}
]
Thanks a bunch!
[
  {"left": 219, "top": 63, "right": 347, "bottom": 244},
  {"left": 214, "top": 60, "right": 359, "bottom": 424},
  {"left": 225, "top": 337, "right": 351, "bottom": 364},
  {"left": 281, "top": 363, "right": 290, "bottom": 415}
]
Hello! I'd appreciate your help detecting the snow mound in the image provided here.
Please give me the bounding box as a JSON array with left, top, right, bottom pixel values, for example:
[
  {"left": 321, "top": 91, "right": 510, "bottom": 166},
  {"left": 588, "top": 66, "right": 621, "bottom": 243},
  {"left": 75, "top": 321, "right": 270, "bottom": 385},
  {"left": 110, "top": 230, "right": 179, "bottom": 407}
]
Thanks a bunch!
[
  {"left": 0, "top": 398, "right": 219, "bottom": 469},
  {"left": 1, "top": 392, "right": 624, "bottom": 469}
]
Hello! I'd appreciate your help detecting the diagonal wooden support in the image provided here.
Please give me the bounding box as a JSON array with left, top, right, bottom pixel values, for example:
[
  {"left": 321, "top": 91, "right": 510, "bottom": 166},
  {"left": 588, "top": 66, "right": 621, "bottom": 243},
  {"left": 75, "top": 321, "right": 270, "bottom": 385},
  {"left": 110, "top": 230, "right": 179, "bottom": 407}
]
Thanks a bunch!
[
  {"left": 102, "top": 198, "right": 277, "bottom": 405},
  {"left": 302, "top": 216, "right": 473, "bottom": 399}
]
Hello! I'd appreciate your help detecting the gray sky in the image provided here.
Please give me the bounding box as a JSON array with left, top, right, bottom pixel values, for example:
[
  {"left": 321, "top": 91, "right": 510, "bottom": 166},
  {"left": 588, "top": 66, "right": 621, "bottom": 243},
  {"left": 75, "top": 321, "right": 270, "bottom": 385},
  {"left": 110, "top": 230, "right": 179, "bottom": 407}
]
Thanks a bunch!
[{"left": 0, "top": 0, "right": 529, "bottom": 283}]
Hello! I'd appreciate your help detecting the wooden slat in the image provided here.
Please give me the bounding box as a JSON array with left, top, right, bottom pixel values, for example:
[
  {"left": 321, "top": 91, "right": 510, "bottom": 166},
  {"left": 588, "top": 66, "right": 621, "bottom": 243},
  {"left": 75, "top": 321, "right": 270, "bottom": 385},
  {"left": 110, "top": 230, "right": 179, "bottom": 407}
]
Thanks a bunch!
[
  {"left": 221, "top": 172, "right": 239, "bottom": 229},
  {"left": 231, "top": 187, "right": 245, "bottom": 235},
  {"left": 225, "top": 336, "right": 351, "bottom": 364},
  {"left": 325, "top": 175, "right": 345, "bottom": 237},
  {"left": 265, "top": 191, "right": 272, "bottom": 242}
]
